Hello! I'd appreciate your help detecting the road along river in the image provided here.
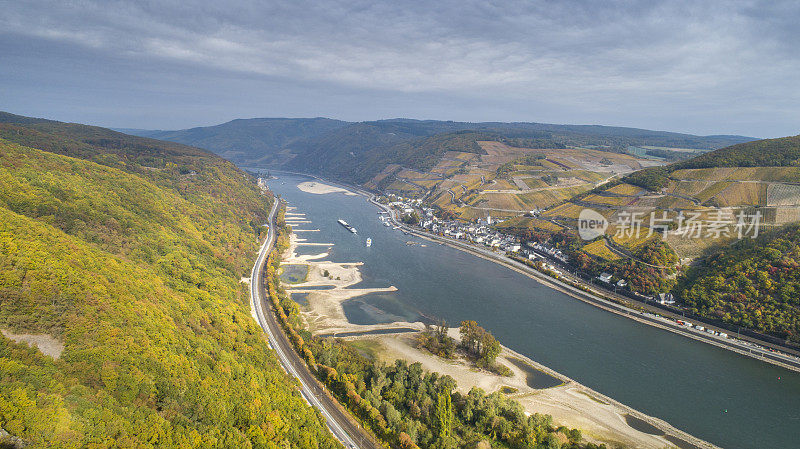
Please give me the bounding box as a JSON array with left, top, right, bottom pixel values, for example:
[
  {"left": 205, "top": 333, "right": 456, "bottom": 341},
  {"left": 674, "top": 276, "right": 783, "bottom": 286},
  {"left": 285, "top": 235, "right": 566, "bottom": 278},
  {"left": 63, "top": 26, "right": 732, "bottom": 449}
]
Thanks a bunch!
[
  {"left": 249, "top": 198, "right": 380, "bottom": 449},
  {"left": 265, "top": 173, "right": 800, "bottom": 449}
]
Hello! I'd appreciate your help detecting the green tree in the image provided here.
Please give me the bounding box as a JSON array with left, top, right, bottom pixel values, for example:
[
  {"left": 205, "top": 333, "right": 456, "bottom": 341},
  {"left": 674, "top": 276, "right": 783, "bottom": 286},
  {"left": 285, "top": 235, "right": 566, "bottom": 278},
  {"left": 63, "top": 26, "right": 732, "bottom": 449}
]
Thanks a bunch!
[{"left": 435, "top": 391, "right": 452, "bottom": 441}]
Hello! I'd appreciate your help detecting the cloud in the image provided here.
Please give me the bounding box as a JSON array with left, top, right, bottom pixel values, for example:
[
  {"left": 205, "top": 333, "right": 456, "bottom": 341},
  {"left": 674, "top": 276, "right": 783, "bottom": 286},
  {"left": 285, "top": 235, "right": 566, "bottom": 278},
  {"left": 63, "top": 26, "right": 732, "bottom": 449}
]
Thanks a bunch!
[{"left": 0, "top": 0, "right": 798, "bottom": 136}]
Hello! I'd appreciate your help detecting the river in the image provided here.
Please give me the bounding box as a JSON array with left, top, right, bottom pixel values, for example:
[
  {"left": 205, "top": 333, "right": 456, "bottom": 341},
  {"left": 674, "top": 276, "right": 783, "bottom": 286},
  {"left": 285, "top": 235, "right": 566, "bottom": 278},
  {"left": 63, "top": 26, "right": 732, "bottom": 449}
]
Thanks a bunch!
[{"left": 267, "top": 173, "right": 800, "bottom": 449}]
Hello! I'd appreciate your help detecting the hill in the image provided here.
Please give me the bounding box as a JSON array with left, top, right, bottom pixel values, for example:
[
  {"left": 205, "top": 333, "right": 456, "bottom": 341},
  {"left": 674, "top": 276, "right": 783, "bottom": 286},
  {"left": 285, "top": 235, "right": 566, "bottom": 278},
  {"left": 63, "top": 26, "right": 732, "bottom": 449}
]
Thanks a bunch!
[
  {"left": 138, "top": 117, "right": 349, "bottom": 166},
  {"left": 289, "top": 126, "right": 497, "bottom": 183},
  {"left": 0, "top": 113, "right": 339, "bottom": 447},
  {"left": 540, "top": 135, "right": 800, "bottom": 264},
  {"left": 490, "top": 134, "right": 800, "bottom": 346},
  {"left": 371, "top": 139, "right": 649, "bottom": 222},
  {"left": 625, "top": 134, "right": 800, "bottom": 190},
  {"left": 124, "top": 117, "right": 755, "bottom": 184},
  {"left": 677, "top": 223, "right": 800, "bottom": 343}
]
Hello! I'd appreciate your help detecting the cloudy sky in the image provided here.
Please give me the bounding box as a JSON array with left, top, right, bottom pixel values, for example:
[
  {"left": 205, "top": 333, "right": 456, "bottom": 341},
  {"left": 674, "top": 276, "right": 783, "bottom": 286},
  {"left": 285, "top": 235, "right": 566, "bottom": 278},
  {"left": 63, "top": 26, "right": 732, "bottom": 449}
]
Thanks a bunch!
[{"left": 1, "top": 0, "right": 798, "bottom": 137}]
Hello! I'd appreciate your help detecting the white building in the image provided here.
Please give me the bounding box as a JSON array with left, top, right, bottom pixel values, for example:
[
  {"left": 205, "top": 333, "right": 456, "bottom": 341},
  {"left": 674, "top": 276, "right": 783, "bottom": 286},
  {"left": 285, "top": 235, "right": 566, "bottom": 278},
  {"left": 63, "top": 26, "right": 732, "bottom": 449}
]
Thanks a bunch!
[{"left": 657, "top": 293, "right": 676, "bottom": 305}]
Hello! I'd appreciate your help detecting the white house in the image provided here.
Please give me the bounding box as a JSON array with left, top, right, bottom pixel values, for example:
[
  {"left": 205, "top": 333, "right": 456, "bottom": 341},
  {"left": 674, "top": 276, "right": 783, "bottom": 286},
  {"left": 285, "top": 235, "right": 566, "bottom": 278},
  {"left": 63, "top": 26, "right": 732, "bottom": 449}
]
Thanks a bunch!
[{"left": 657, "top": 293, "right": 675, "bottom": 305}]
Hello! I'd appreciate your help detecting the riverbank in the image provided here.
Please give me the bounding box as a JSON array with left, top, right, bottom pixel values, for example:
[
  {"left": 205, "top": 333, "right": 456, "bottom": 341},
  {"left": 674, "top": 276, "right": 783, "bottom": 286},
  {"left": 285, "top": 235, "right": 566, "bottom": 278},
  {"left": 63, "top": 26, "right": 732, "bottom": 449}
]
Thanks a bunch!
[
  {"left": 282, "top": 232, "right": 401, "bottom": 334},
  {"left": 363, "top": 193, "right": 800, "bottom": 374},
  {"left": 367, "top": 332, "right": 714, "bottom": 449},
  {"left": 297, "top": 181, "right": 358, "bottom": 195},
  {"left": 263, "top": 171, "right": 800, "bottom": 449},
  {"left": 277, "top": 182, "right": 717, "bottom": 449}
]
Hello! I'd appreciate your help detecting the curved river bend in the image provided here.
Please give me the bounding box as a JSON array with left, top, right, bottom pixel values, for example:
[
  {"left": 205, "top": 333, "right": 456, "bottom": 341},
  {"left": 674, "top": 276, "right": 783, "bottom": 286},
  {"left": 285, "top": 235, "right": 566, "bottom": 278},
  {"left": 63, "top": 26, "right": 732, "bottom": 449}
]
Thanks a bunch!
[{"left": 268, "top": 174, "right": 800, "bottom": 449}]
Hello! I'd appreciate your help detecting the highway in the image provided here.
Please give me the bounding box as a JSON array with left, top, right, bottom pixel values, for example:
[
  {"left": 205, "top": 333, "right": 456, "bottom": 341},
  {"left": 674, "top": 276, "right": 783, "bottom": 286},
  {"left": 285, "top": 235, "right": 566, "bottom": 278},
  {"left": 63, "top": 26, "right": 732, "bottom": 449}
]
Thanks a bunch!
[{"left": 249, "top": 199, "right": 379, "bottom": 449}]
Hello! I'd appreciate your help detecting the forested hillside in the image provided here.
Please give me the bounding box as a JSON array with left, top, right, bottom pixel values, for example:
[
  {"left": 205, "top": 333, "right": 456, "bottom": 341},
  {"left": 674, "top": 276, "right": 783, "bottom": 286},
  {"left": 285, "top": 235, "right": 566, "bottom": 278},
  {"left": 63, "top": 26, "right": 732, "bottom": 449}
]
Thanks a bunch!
[
  {"left": 138, "top": 117, "right": 349, "bottom": 166},
  {"left": 124, "top": 117, "right": 754, "bottom": 185},
  {"left": 625, "top": 134, "right": 800, "bottom": 191},
  {"left": 677, "top": 224, "right": 800, "bottom": 343},
  {"left": 0, "top": 114, "right": 340, "bottom": 448},
  {"left": 294, "top": 129, "right": 494, "bottom": 183}
]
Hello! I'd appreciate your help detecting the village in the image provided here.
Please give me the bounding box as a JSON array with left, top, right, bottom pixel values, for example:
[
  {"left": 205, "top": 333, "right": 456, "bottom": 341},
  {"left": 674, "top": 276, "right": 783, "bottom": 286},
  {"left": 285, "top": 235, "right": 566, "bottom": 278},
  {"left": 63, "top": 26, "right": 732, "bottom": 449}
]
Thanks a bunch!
[
  {"left": 381, "top": 195, "right": 574, "bottom": 276},
  {"left": 375, "top": 193, "right": 800, "bottom": 367},
  {"left": 378, "top": 194, "right": 700, "bottom": 307}
]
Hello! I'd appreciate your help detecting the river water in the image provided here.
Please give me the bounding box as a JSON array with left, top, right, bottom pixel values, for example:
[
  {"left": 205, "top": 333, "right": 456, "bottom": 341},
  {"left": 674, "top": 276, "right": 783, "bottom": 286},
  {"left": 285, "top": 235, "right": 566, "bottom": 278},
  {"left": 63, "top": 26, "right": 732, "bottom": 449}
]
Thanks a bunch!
[{"left": 267, "top": 173, "right": 800, "bottom": 449}]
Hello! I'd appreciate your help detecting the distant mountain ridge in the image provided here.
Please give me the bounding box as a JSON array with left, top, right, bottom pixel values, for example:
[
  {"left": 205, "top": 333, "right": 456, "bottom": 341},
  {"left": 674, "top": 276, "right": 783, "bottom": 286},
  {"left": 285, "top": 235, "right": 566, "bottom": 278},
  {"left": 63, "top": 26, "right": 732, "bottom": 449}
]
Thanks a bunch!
[
  {"left": 133, "top": 117, "right": 349, "bottom": 165},
  {"left": 121, "top": 117, "right": 756, "bottom": 184}
]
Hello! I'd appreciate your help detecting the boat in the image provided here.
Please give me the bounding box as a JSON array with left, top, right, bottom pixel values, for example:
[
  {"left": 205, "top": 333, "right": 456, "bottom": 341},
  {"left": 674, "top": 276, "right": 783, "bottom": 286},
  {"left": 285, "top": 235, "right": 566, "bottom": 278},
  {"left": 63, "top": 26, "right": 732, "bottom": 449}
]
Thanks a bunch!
[
  {"left": 366, "top": 238, "right": 372, "bottom": 247},
  {"left": 337, "top": 219, "right": 358, "bottom": 234}
]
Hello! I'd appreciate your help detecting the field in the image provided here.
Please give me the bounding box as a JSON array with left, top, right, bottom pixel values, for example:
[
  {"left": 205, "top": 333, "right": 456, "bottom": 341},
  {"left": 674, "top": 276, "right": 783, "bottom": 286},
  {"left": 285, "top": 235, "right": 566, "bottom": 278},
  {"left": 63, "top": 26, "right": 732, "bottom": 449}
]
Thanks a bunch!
[
  {"left": 495, "top": 216, "right": 565, "bottom": 233},
  {"left": 669, "top": 180, "right": 711, "bottom": 197},
  {"left": 582, "top": 239, "right": 622, "bottom": 261},
  {"left": 476, "top": 141, "right": 649, "bottom": 172},
  {"left": 653, "top": 195, "right": 697, "bottom": 210},
  {"left": 767, "top": 183, "right": 800, "bottom": 206},
  {"left": 372, "top": 135, "right": 800, "bottom": 270},
  {"left": 641, "top": 145, "right": 705, "bottom": 153},
  {"left": 471, "top": 192, "right": 527, "bottom": 210},
  {"left": 370, "top": 138, "right": 657, "bottom": 221},
  {"left": 582, "top": 194, "right": 637, "bottom": 207},
  {"left": 542, "top": 202, "right": 588, "bottom": 220},
  {"left": 610, "top": 231, "right": 660, "bottom": 252},
  {"left": 694, "top": 181, "right": 733, "bottom": 203},
  {"left": 672, "top": 167, "right": 800, "bottom": 182},
  {"left": 386, "top": 179, "right": 423, "bottom": 193},
  {"left": 523, "top": 177, "right": 549, "bottom": 189},
  {"left": 536, "top": 166, "right": 800, "bottom": 263},
  {"left": 483, "top": 178, "right": 517, "bottom": 190},
  {"left": 713, "top": 182, "right": 766, "bottom": 207},
  {"left": 605, "top": 183, "right": 645, "bottom": 196},
  {"left": 662, "top": 231, "right": 738, "bottom": 261}
]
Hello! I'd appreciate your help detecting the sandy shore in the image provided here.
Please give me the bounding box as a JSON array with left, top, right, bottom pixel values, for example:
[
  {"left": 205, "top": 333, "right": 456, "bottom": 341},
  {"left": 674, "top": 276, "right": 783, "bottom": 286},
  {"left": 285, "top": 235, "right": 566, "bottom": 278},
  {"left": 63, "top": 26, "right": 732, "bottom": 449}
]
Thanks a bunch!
[
  {"left": 297, "top": 181, "right": 358, "bottom": 196},
  {"left": 280, "top": 211, "right": 715, "bottom": 449},
  {"left": 339, "top": 329, "right": 713, "bottom": 449},
  {"left": 283, "top": 233, "right": 399, "bottom": 334}
]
